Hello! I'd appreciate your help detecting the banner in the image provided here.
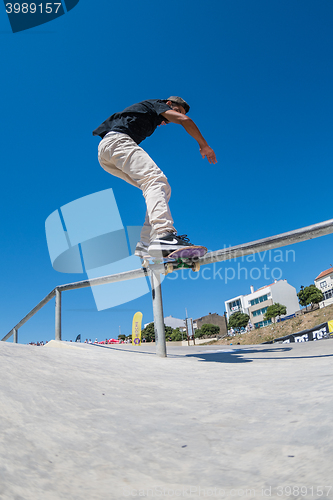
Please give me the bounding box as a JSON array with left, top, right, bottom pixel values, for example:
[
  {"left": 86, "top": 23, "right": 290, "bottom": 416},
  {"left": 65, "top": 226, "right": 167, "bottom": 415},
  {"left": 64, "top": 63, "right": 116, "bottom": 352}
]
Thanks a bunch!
[
  {"left": 132, "top": 312, "right": 143, "bottom": 346},
  {"left": 328, "top": 320, "right": 333, "bottom": 334},
  {"left": 271, "top": 322, "right": 330, "bottom": 343}
]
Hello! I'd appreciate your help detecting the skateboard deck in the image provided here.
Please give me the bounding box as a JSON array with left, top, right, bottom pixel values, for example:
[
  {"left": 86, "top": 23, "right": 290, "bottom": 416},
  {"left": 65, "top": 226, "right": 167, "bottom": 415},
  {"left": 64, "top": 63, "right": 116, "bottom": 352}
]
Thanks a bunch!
[{"left": 142, "top": 246, "right": 207, "bottom": 275}]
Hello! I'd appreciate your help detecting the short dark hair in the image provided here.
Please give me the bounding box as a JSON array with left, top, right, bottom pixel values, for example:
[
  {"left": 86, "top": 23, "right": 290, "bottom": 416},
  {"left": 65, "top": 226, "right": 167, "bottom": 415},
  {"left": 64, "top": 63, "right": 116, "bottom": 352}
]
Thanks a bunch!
[{"left": 165, "top": 96, "right": 190, "bottom": 114}]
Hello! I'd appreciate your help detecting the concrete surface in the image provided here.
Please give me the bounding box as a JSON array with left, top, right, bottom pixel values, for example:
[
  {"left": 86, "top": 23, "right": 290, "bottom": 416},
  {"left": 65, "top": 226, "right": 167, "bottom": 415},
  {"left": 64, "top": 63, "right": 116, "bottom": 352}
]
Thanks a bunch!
[{"left": 0, "top": 339, "right": 332, "bottom": 500}]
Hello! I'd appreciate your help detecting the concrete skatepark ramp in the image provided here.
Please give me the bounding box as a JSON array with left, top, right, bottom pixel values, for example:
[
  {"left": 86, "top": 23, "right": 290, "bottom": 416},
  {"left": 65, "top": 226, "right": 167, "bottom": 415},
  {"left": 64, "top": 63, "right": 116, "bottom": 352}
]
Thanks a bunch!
[{"left": 0, "top": 339, "right": 332, "bottom": 499}]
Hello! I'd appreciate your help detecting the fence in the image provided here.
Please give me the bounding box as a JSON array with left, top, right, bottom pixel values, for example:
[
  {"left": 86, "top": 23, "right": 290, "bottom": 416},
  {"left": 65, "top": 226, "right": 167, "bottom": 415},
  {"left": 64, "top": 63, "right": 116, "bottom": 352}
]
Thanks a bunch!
[{"left": 2, "top": 218, "right": 333, "bottom": 357}]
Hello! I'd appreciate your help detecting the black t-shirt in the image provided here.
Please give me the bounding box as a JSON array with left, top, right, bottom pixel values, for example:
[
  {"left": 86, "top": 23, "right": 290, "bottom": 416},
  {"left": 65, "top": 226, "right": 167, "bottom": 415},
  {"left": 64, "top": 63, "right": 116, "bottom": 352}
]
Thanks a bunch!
[{"left": 92, "top": 99, "right": 171, "bottom": 144}]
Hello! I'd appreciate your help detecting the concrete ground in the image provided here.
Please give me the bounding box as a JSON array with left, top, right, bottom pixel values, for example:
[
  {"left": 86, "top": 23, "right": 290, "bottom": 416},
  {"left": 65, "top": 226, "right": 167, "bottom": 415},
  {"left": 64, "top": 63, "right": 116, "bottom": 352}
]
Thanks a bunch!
[{"left": 0, "top": 339, "right": 332, "bottom": 500}]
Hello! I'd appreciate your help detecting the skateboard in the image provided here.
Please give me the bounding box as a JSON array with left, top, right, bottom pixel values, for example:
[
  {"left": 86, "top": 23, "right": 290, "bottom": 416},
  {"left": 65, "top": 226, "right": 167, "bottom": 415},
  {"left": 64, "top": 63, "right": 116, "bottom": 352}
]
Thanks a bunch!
[{"left": 141, "top": 246, "right": 207, "bottom": 275}]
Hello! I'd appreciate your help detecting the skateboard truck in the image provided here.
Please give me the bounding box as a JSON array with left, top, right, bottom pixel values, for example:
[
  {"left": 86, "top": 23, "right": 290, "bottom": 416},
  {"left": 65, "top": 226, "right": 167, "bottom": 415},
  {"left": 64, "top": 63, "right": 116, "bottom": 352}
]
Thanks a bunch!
[
  {"left": 141, "top": 246, "right": 207, "bottom": 275},
  {"left": 164, "top": 258, "right": 201, "bottom": 275},
  {"left": 142, "top": 257, "right": 201, "bottom": 275}
]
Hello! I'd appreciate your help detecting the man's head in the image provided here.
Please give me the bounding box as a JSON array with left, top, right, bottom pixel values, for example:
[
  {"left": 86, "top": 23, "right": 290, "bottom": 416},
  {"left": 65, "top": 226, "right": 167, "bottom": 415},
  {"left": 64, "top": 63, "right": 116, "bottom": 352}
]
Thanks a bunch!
[{"left": 165, "top": 96, "right": 190, "bottom": 114}]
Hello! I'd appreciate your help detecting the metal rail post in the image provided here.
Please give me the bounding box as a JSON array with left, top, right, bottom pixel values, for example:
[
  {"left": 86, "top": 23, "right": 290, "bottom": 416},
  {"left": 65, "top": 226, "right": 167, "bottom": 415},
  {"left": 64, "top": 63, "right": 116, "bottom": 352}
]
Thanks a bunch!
[
  {"left": 55, "top": 289, "right": 62, "bottom": 341},
  {"left": 151, "top": 270, "right": 166, "bottom": 357},
  {"left": 13, "top": 328, "right": 18, "bottom": 344}
]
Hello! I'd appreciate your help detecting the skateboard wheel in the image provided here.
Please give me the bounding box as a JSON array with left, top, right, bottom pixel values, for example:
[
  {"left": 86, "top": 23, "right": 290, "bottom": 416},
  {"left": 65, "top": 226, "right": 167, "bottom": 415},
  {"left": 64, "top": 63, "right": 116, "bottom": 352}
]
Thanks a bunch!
[
  {"left": 142, "top": 259, "right": 149, "bottom": 268},
  {"left": 193, "top": 262, "right": 200, "bottom": 273},
  {"left": 166, "top": 263, "right": 174, "bottom": 275}
]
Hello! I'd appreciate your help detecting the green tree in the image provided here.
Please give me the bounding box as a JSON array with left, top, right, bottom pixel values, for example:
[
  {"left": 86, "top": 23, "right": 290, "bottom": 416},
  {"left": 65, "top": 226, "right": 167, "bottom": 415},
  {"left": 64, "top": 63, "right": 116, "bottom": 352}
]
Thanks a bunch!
[
  {"left": 165, "top": 326, "right": 173, "bottom": 341},
  {"left": 141, "top": 322, "right": 155, "bottom": 342},
  {"left": 195, "top": 324, "right": 220, "bottom": 339},
  {"left": 194, "top": 328, "right": 203, "bottom": 339},
  {"left": 141, "top": 323, "right": 174, "bottom": 342},
  {"left": 264, "top": 303, "right": 287, "bottom": 323},
  {"left": 118, "top": 334, "right": 126, "bottom": 341},
  {"left": 228, "top": 312, "right": 250, "bottom": 332},
  {"left": 298, "top": 285, "right": 324, "bottom": 310},
  {"left": 202, "top": 324, "right": 220, "bottom": 337},
  {"left": 170, "top": 328, "right": 184, "bottom": 341}
]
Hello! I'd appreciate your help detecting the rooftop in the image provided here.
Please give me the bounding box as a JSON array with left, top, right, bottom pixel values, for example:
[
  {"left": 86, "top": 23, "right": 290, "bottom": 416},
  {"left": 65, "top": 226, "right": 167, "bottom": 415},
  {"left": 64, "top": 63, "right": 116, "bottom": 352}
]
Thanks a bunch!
[{"left": 315, "top": 267, "right": 333, "bottom": 281}]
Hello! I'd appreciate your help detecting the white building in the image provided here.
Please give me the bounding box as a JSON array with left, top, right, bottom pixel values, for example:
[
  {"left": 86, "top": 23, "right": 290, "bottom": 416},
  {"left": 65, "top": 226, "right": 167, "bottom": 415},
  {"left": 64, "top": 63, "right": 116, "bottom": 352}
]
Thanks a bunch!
[
  {"left": 225, "top": 280, "right": 300, "bottom": 329},
  {"left": 224, "top": 295, "right": 249, "bottom": 318},
  {"left": 314, "top": 267, "right": 333, "bottom": 308},
  {"left": 144, "top": 315, "right": 186, "bottom": 331},
  {"left": 164, "top": 315, "right": 186, "bottom": 330}
]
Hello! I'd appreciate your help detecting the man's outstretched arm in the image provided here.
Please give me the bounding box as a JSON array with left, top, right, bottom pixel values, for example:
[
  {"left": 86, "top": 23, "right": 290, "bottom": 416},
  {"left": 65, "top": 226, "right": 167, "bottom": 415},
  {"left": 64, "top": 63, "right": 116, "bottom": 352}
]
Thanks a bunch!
[{"left": 161, "top": 109, "right": 217, "bottom": 164}]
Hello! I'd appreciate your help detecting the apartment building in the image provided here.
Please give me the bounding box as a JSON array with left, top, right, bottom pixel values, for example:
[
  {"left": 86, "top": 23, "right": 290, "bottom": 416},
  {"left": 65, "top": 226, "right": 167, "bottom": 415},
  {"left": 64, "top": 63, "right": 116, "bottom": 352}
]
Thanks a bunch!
[
  {"left": 314, "top": 267, "right": 333, "bottom": 308},
  {"left": 225, "top": 280, "right": 300, "bottom": 329}
]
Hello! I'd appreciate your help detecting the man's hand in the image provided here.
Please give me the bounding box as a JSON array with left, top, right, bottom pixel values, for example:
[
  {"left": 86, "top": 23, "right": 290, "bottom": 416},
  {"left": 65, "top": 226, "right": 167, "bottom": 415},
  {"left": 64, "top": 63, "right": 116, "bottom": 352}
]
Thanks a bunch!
[
  {"left": 161, "top": 109, "right": 217, "bottom": 164},
  {"left": 200, "top": 145, "right": 217, "bottom": 164}
]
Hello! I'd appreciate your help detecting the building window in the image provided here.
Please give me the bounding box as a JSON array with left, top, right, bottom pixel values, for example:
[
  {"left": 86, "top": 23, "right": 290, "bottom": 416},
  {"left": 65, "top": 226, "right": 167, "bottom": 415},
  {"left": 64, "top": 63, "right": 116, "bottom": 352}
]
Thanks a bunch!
[
  {"left": 228, "top": 299, "right": 241, "bottom": 313},
  {"left": 250, "top": 294, "right": 268, "bottom": 307},
  {"left": 320, "top": 281, "right": 327, "bottom": 288},
  {"left": 254, "top": 319, "right": 272, "bottom": 329},
  {"left": 252, "top": 307, "right": 268, "bottom": 317},
  {"left": 323, "top": 289, "right": 333, "bottom": 300}
]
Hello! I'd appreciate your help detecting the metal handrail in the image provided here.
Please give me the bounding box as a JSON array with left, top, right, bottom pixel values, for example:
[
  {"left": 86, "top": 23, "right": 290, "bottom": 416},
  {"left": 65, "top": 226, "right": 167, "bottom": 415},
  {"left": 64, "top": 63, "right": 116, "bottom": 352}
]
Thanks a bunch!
[
  {"left": 1, "top": 266, "right": 158, "bottom": 343},
  {"left": 2, "top": 218, "right": 333, "bottom": 356},
  {"left": 2, "top": 289, "right": 56, "bottom": 342},
  {"left": 200, "top": 218, "right": 333, "bottom": 265}
]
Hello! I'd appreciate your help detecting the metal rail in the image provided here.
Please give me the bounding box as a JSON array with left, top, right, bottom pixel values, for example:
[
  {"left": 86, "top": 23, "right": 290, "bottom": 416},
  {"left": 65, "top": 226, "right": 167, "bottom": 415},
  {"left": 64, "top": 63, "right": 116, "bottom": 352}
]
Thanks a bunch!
[
  {"left": 201, "top": 218, "right": 333, "bottom": 266},
  {"left": 2, "top": 218, "right": 333, "bottom": 355}
]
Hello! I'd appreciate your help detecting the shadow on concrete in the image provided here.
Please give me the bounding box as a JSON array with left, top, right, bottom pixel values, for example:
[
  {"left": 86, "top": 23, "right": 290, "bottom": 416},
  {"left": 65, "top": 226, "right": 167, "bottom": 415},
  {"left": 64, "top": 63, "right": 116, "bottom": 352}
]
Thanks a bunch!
[
  {"left": 87, "top": 344, "right": 293, "bottom": 362},
  {"left": 183, "top": 347, "right": 319, "bottom": 364},
  {"left": 80, "top": 343, "right": 333, "bottom": 363}
]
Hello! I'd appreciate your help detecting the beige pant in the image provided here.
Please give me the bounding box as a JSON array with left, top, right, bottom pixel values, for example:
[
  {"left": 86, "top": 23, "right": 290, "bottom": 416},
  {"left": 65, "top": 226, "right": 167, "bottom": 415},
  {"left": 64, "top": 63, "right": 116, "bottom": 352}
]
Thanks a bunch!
[{"left": 98, "top": 132, "right": 176, "bottom": 244}]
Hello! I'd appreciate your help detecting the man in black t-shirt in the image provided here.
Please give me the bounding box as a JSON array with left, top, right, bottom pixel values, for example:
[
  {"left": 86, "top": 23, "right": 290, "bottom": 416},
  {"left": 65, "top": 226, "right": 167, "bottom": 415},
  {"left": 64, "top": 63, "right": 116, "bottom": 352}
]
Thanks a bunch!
[{"left": 93, "top": 96, "right": 217, "bottom": 257}]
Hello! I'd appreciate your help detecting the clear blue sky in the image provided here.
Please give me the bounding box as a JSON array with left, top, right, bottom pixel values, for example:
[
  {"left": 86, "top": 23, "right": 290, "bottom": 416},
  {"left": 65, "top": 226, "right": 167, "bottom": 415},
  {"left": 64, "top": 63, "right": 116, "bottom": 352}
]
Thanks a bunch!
[{"left": 1, "top": 0, "right": 332, "bottom": 344}]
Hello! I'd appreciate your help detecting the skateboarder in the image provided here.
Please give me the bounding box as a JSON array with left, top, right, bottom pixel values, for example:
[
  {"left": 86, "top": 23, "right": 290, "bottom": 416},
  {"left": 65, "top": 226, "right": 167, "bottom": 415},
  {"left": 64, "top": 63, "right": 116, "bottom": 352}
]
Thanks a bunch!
[{"left": 93, "top": 97, "right": 217, "bottom": 257}]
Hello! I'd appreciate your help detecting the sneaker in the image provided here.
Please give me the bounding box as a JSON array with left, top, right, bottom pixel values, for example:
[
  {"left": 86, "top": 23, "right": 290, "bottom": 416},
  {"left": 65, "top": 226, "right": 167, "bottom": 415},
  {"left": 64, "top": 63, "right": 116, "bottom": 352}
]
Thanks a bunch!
[
  {"left": 148, "top": 233, "right": 193, "bottom": 257},
  {"left": 134, "top": 241, "right": 151, "bottom": 258}
]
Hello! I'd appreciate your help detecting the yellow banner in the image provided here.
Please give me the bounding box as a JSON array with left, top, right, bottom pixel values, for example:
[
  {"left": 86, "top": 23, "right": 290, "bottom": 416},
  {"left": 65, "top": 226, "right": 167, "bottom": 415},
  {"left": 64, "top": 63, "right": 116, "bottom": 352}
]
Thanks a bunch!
[
  {"left": 328, "top": 320, "right": 333, "bottom": 333},
  {"left": 132, "top": 312, "right": 143, "bottom": 345}
]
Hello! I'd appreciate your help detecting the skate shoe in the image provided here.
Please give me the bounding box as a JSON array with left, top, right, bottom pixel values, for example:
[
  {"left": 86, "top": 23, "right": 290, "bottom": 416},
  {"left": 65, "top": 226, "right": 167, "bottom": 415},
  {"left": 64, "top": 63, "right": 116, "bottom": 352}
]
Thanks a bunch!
[{"left": 148, "top": 233, "right": 194, "bottom": 258}]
